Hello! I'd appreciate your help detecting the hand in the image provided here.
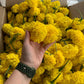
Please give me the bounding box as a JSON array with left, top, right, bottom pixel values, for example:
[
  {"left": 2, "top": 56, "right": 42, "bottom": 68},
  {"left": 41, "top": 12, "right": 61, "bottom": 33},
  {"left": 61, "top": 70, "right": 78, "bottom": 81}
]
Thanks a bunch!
[{"left": 21, "top": 31, "right": 54, "bottom": 69}]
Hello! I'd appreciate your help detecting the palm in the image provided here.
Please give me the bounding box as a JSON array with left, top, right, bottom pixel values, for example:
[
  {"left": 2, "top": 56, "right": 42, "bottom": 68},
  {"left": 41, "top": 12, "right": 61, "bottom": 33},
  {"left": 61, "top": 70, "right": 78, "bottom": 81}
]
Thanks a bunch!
[{"left": 21, "top": 31, "right": 54, "bottom": 69}]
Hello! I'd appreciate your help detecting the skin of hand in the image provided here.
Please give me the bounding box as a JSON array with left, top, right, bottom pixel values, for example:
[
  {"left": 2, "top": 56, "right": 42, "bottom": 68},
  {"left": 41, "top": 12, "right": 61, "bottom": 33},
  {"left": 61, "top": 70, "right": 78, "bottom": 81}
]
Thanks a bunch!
[
  {"left": 21, "top": 31, "right": 55, "bottom": 69},
  {"left": 5, "top": 31, "right": 55, "bottom": 84}
]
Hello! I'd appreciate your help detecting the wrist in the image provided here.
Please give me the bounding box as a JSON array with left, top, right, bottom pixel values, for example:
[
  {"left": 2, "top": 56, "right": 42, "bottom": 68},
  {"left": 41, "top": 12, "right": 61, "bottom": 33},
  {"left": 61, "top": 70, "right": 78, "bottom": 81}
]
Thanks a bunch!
[
  {"left": 16, "top": 62, "right": 36, "bottom": 78},
  {"left": 15, "top": 70, "right": 31, "bottom": 83},
  {"left": 21, "top": 60, "right": 38, "bottom": 70}
]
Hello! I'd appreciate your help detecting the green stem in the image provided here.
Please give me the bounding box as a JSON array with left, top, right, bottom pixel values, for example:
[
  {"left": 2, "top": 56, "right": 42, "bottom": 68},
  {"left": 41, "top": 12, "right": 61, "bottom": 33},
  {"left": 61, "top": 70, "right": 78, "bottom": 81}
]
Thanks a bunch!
[
  {"left": 23, "top": 13, "right": 25, "bottom": 24},
  {"left": 65, "top": 27, "right": 72, "bottom": 31},
  {"left": 60, "top": 39, "right": 67, "bottom": 45},
  {"left": 78, "top": 10, "right": 83, "bottom": 22},
  {"left": 10, "top": 33, "right": 21, "bottom": 44},
  {"left": 51, "top": 73, "right": 61, "bottom": 84},
  {"left": 4, "top": 65, "right": 12, "bottom": 78},
  {"left": 50, "top": 60, "right": 69, "bottom": 84},
  {"left": 80, "top": 64, "right": 84, "bottom": 71},
  {"left": 59, "top": 60, "right": 69, "bottom": 72}
]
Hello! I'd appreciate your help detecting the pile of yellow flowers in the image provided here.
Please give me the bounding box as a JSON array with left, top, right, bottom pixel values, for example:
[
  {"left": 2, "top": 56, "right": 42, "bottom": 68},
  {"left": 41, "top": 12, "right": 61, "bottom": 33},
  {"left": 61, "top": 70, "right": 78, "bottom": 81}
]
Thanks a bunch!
[{"left": 1, "top": 0, "right": 84, "bottom": 84}]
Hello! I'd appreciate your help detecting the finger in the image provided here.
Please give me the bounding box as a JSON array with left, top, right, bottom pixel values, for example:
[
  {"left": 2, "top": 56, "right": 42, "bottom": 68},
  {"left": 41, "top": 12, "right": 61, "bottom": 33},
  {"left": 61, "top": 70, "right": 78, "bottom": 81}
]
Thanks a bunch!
[
  {"left": 44, "top": 41, "right": 55, "bottom": 51},
  {"left": 24, "top": 31, "right": 30, "bottom": 44}
]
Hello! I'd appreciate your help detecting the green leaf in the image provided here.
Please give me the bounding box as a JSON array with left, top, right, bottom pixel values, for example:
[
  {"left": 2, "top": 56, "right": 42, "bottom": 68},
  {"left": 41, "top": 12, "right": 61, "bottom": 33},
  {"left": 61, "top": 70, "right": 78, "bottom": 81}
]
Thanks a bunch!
[
  {"left": 4, "top": 65, "right": 12, "bottom": 78},
  {"left": 59, "top": 60, "right": 69, "bottom": 72}
]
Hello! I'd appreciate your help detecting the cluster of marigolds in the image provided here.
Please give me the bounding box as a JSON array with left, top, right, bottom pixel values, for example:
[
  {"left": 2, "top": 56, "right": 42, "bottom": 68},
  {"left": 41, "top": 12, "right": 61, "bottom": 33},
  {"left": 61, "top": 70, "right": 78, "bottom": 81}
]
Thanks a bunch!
[{"left": 0, "top": 0, "right": 84, "bottom": 84}]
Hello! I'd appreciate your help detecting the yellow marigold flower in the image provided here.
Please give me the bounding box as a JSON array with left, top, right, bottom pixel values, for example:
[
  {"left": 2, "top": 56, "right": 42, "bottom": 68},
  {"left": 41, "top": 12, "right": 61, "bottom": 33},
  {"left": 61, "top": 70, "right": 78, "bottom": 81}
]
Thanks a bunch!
[
  {"left": 60, "top": 38, "right": 72, "bottom": 46},
  {"left": 77, "top": 47, "right": 84, "bottom": 57},
  {"left": 0, "top": 75, "right": 4, "bottom": 84},
  {"left": 25, "top": 0, "right": 38, "bottom": 7},
  {"left": 28, "top": 17, "right": 34, "bottom": 22},
  {"left": 45, "top": 14, "right": 54, "bottom": 24},
  {"left": 17, "top": 48, "right": 22, "bottom": 59},
  {"left": 11, "top": 4, "right": 19, "bottom": 13},
  {"left": 2, "top": 24, "right": 13, "bottom": 35},
  {"left": 39, "top": 5, "right": 47, "bottom": 13},
  {"left": 47, "top": 5, "right": 54, "bottom": 13},
  {"left": 43, "top": 0, "right": 51, "bottom": 5},
  {"left": 36, "top": 66, "right": 45, "bottom": 75},
  {"left": 38, "top": 0, "right": 43, "bottom": 7},
  {"left": 71, "top": 57, "right": 79, "bottom": 66},
  {"left": 6, "top": 53, "right": 20, "bottom": 68},
  {"left": 79, "top": 56, "right": 84, "bottom": 64},
  {"left": 48, "top": 43, "right": 63, "bottom": 54},
  {"left": 70, "top": 71, "right": 84, "bottom": 84},
  {"left": 19, "top": 1, "right": 28, "bottom": 12},
  {"left": 48, "top": 68, "right": 59, "bottom": 81},
  {"left": 56, "top": 16, "right": 72, "bottom": 28},
  {"left": 11, "top": 27, "right": 25, "bottom": 40},
  {"left": 54, "top": 50, "right": 65, "bottom": 67},
  {"left": 0, "top": 53, "right": 7, "bottom": 60},
  {"left": 43, "top": 51, "right": 56, "bottom": 71},
  {"left": 82, "top": 68, "right": 84, "bottom": 72},
  {"left": 22, "top": 22, "right": 35, "bottom": 31},
  {"left": 73, "top": 64, "right": 82, "bottom": 71},
  {"left": 54, "top": 12, "right": 64, "bottom": 22},
  {"left": 53, "top": 72, "right": 63, "bottom": 84},
  {"left": 20, "top": 22, "right": 30, "bottom": 31},
  {"left": 59, "top": 7, "right": 69, "bottom": 16},
  {"left": 27, "top": 7, "right": 40, "bottom": 17},
  {"left": 4, "top": 35, "right": 22, "bottom": 51},
  {"left": 43, "top": 78, "right": 51, "bottom": 84},
  {"left": 81, "top": 19, "right": 84, "bottom": 24},
  {"left": 62, "top": 60, "right": 73, "bottom": 73},
  {"left": 16, "top": 13, "right": 23, "bottom": 24},
  {"left": 43, "top": 24, "right": 59, "bottom": 44},
  {"left": 51, "top": 1, "right": 60, "bottom": 9},
  {"left": 9, "top": 40, "right": 22, "bottom": 50},
  {"left": 5, "top": 35, "right": 10, "bottom": 44},
  {"left": 0, "top": 59, "right": 9, "bottom": 73},
  {"left": 57, "top": 28, "right": 62, "bottom": 41},
  {"left": 8, "top": 11, "right": 14, "bottom": 21},
  {"left": 72, "top": 18, "right": 84, "bottom": 30},
  {"left": 30, "top": 21, "right": 47, "bottom": 43},
  {"left": 59, "top": 74, "right": 71, "bottom": 84},
  {"left": 30, "top": 81, "right": 34, "bottom": 84},
  {"left": 32, "top": 74, "right": 42, "bottom": 83},
  {"left": 66, "top": 29, "right": 84, "bottom": 47},
  {"left": 37, "top": 13, "right": 45, "bottom": 22},
  {"left": 62, "top": 44, "right": 79, "bottom": 59},
  {"left": 49, "top": 13, "right": 56, "bottom": 21},
  {"left": 7, "top": 71, "right": 13, "bottom": 78}
]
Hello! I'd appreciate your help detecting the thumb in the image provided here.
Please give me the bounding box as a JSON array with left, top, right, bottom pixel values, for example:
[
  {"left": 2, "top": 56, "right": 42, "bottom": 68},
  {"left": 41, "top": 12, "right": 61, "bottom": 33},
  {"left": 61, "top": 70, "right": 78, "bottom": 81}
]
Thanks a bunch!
[{"left": 24, "top": 31, "right": 30, "bottom": 43}]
